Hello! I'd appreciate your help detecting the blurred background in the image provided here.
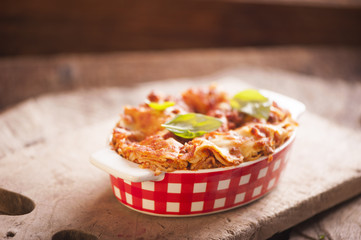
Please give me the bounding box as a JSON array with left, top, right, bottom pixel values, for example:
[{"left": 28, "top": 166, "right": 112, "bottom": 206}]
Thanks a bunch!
[
  {"left": 1, "top": 0, "right": 361, "bottom": 55},
  {"left": 1, "top": 0, "right": 361, "bottom": 110}
]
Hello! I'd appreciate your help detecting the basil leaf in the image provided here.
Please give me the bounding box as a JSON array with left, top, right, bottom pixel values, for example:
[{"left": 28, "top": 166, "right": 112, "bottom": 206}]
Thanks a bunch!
[
  {"left": 230, "top": 89, "right": 271, "bottom": 119},
  {"left": 162, "top": 113, "right": 223, "bottom": 139},
  {"left": 147, "top": 101, "right": 175, "bottom": 111}
]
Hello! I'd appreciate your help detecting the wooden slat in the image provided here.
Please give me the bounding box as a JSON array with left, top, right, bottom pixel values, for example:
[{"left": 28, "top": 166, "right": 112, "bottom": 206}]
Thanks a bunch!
[
  {"left": 1, "top": 0, "right": 361, "bottom": 56},
  {"left": 1, "top": 47, "right": 361, "bottom": 110},
  {"left": 215, "top": 0, "right": 361, "bottom": 7},
  {"left": 290, "top": 195, "right": 361, "bottom": 240}
]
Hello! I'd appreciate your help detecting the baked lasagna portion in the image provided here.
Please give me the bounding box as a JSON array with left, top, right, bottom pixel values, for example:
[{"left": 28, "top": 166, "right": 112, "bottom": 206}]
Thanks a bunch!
[{"left": 111, "top": 85, "right": 298, "bottom": 174}]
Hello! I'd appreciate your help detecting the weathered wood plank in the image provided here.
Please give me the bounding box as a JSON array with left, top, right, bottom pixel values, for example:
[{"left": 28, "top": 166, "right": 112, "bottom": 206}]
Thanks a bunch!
[
  {"left": 1, "top": 47, "right": 361, "bottom": 110},
  {"left": 1, "top": 69, "right": 360, "bottom": 239},
  {"left": 290, "top": 194, "right": 361, "bottom": 239},
  {"left": 1, "top": 1, "right": 361, "bottom": 56}
]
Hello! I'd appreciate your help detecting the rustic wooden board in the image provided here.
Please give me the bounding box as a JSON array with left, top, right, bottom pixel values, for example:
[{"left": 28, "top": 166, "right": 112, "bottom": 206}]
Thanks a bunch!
[
  {"left": 290, "top": 195, "right": 361, "bottom": 240},
  {"left": 1, "top": 69, "right": 361, "bottom": 239}
]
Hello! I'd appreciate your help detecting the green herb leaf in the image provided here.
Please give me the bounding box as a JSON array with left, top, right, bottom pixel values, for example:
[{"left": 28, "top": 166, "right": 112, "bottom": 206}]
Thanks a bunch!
[
  {"left": 162, "top": 113, "right": 223, "bottom": 139},
  {"left": 147, "top": 101, "right": 175, "bottom": 111},
  {"left": 230, "top": 89, "right": 271, "bottom": 119}
]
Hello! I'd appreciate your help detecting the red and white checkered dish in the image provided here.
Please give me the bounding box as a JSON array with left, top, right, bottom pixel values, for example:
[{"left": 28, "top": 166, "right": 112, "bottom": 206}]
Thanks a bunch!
[
  {"left": 90, "top": 89, "right": 305, "bottom": 216},
  {"left": 109, "top": 136, "right": 294, "bottom": 216}
]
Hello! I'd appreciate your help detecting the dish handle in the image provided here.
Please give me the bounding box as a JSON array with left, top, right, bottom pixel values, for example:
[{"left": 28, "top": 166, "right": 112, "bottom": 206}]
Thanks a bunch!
[
  {"left": 90, "top": 149, "right": 165, "bottom": 182},
  {"left": 260, "top": 89, "right": 306, "bottom": 119}
]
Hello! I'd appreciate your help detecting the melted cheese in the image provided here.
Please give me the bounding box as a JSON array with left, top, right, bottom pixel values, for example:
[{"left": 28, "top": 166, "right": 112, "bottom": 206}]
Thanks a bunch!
[{"left": 111, "top": 86, "right": 297, "bottom": 173}]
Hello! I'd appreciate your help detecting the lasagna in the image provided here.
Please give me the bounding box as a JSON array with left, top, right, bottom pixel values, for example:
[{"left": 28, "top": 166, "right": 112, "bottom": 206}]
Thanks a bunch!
[{"left": 111, "top": 85, "right": 298, "bottom": 174}]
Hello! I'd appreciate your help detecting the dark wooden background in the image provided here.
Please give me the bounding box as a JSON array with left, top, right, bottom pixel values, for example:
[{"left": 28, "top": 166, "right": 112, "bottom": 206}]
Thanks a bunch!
[{"left": 1, "top": 0, "right": 361, "bottom": 56}]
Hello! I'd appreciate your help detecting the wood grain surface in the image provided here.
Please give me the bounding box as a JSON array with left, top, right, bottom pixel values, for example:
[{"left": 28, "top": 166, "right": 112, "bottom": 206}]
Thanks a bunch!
[
  {"left": 290, "top": 195, "right": 361, "bottom": 239},
  {"left": 1, "top": 69, "right": 361, "bottom": 239},
  {"left": 1, "top": 47, "right": 361, "bottom": 110},
  {"left": 1, "top": 0, "right": 361, "bottom": 56}
]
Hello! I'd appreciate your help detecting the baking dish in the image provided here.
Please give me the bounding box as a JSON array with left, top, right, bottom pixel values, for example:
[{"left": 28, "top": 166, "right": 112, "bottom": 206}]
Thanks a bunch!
[{"left": 90, "top": 89, "right": 305, "bottom": 216}]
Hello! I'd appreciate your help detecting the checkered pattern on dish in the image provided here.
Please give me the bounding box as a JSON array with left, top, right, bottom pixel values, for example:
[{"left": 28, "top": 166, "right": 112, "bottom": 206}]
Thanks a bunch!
[{"left": 110, "top": 144, "right": 291, "bottom": 215}]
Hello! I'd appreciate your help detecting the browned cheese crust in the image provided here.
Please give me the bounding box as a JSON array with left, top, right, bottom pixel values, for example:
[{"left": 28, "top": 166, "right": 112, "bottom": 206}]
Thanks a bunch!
[{"left": 111, "top": 85, "right": 298, "bottom": 174}]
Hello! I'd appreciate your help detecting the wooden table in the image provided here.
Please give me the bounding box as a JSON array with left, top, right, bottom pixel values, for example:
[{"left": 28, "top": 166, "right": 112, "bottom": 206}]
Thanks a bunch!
[{"left": 1, "top": 47, "right": 361, "bottom": 239}]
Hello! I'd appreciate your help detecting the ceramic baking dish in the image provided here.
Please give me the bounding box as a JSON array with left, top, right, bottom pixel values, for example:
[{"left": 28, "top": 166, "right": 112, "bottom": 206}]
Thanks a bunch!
[{"left": 90, "top": 89, "right": 305, "bottom": 216}]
